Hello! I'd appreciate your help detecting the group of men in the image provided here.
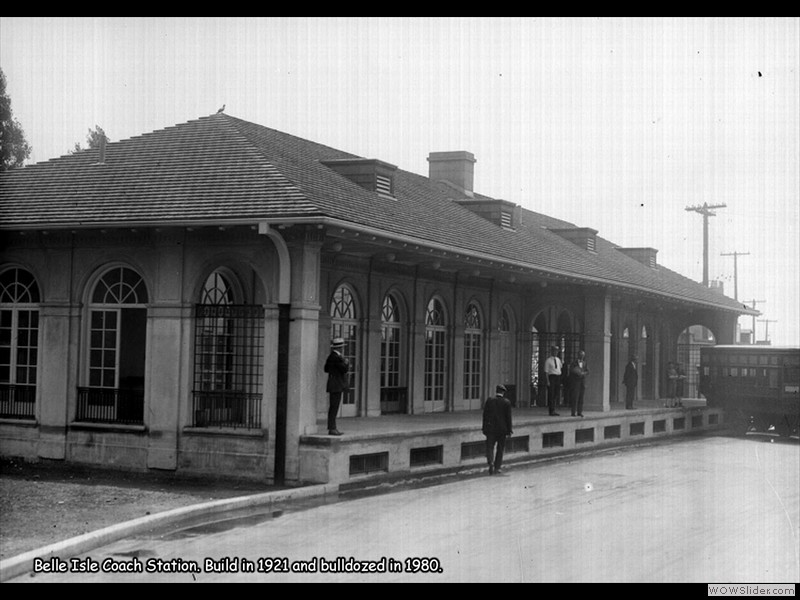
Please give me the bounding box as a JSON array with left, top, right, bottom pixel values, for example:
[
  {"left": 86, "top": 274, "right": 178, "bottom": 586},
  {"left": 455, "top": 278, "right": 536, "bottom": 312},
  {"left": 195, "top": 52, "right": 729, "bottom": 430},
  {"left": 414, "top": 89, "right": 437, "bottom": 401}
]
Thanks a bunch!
[{"left": 323, "top": 336, "right": 643, "bottom": 477}]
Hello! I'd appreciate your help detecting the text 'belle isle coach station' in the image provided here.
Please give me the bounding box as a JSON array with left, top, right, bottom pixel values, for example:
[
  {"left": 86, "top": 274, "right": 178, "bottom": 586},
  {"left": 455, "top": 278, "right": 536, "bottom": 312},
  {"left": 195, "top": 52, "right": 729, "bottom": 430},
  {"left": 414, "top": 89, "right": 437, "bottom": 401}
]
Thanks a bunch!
[{"left": 0, "top": 113, "right": 755, "bottom": 486}]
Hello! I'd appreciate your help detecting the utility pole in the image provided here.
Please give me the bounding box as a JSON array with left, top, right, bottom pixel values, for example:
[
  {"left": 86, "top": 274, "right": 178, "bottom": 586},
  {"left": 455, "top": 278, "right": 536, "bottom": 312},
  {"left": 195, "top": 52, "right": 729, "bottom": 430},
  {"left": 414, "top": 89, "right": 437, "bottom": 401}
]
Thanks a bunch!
[
  {"left": 720, "top": 251, "right": 750, "bottom": 301},
  {"left": 686, "top": 203, "right": 727, "bottom": 286},
  {"left": 757, "top": 319, "right": 777, "bottom": 344},
  {"left": 745, "top": 299, "right": 766, "bottom": 345}
]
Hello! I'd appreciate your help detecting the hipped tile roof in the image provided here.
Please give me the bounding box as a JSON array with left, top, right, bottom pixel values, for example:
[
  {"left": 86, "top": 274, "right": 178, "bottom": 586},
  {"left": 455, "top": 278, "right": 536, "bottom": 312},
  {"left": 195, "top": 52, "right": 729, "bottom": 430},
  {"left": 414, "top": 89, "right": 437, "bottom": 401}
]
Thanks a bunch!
[{"left": 0, "top": 113, "right": 750, "bottom": 314}]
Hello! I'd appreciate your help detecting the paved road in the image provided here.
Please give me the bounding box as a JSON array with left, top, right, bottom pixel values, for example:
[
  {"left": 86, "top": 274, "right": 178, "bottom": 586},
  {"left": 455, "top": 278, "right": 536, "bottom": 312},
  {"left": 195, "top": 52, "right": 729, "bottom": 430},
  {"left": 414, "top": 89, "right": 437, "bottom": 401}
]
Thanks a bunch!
[{"left": 10, "top": 434, "right": 800, "bottom": 583}]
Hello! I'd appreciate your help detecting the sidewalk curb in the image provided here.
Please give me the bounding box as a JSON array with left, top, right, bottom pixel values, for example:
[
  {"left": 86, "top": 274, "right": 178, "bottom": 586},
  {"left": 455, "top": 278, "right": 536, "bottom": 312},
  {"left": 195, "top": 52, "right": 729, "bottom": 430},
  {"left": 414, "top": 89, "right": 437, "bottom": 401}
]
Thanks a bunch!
[{"left": 0, "top": 483, "right": 339, "bottom": 583}]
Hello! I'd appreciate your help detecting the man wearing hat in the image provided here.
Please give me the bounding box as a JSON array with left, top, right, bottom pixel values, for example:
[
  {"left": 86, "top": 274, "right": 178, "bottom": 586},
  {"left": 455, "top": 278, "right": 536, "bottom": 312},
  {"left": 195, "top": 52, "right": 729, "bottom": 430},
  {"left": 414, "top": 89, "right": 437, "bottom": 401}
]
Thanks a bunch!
[
  {"left": 324, "top": 337, "right": 349, "bottom": 435},
  {"left": 623, "top": 355, "right": 638, "bottom": 410},
  {"left": 482, "top": 384, "right": 513, "bottom": 475}
]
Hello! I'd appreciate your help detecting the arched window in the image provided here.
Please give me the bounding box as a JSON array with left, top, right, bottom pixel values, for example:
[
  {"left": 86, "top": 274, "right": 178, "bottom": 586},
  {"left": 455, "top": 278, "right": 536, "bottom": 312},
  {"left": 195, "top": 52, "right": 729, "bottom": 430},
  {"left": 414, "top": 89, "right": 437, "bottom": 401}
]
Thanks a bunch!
[
  {"left": 463, "top": 302, "right": 482, "bottom": 407},
  {"left": 79, "top": 267, "right": 148, "bottom": 425},
  {"left": 380, "top": 293, "right": 406, "bottom": 414},
  {"left": 498, "top": 306, "right": 516, "bottom": 396},
  {"left": 424, "top": 297, "right": 447, "bottom": 411},
  {"left": 192, "top": 269, "right": 264, "bottom": 429},
  {"left": 331, "top": 285, "right": 358, "bottom": 416},
  {"left": 381, "top": 294, "right": 401, "bottom": 389},
  {"left": 0, "top": 268, "right": 40, "bottom": 419}
]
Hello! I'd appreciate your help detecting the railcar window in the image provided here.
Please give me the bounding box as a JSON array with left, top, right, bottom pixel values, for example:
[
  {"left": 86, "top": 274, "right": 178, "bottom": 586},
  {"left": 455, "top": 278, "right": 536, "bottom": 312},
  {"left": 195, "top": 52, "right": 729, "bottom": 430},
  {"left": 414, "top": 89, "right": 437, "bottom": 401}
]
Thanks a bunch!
[
  {"left": 759, "top": 355, "right": 768, "bottom": 365},
  {"left": 748, "top": 355, "right": 758, "bottom": 365},
  {"left": 769, "top": 369, "right": 779, "bottom": 388},
  {"left": 731, "top": 367, "right": 739, "bottom": 376},
  {"left": 786, "top": 366, "right": 800, "bottom": 384}
]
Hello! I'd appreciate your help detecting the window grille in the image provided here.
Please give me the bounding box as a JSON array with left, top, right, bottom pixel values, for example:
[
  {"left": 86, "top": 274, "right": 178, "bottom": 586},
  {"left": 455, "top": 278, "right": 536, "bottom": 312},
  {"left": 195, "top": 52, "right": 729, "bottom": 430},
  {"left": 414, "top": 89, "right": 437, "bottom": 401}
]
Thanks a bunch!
[
  {"left": 349, "top": 452, "right": 389, "bottom": 476},
  {"left": 192, "top": 304, "right": 264, "bottom": 429},
  {"left": 410, "top": 445, "right": 443, "bottom": 467}
]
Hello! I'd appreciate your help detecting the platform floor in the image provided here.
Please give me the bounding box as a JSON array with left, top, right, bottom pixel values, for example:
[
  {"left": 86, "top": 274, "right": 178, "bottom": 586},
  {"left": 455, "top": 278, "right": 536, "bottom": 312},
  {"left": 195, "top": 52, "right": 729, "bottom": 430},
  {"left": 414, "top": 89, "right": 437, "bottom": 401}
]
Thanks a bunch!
[{"left": 313, "top": 398, "right": 708, "bottom": 438}]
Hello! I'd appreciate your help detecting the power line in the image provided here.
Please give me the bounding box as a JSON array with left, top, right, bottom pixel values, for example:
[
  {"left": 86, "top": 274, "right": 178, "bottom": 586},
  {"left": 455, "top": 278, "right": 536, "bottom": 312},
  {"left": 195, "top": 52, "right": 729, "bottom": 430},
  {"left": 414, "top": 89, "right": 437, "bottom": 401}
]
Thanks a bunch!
[
  {"left": 686, "top": 203, "right": 727, "bottom": 286},
  {"left": 720, "top": 251, "right": 750, "bottom": 301},
  {"left": 744, "top": 299, "right": 766, "bottom": 345},
  {"left": 757, "top": 318, "right": 778, "bottom": 344}
]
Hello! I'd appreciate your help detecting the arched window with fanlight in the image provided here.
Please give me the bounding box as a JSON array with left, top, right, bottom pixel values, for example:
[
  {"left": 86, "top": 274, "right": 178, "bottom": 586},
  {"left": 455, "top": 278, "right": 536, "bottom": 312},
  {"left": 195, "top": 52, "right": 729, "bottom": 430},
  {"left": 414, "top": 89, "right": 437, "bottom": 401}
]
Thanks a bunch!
[
  {"left": 498, "top": 306, "right": 517, "bottom": 404},
  {"left": 424, "top": 296, "right": 447, "bottom": 412},
  {"left": 380, "top": 292, "right": 406, "bottom": 414},
  {"left": 463, "top": 301, "right": 483, "bottom": 410},
  {"left": 330, "top": 284, "right": 358, "bottom": 418},
  {"left": 78, "top": 266, "right": 148, "bottom": 425},
  {"left": 192, "top": 269, "right": 264, "bottom": 429},
  {"left": 0, "top": 267, "right": 40, "bottom": 420}
]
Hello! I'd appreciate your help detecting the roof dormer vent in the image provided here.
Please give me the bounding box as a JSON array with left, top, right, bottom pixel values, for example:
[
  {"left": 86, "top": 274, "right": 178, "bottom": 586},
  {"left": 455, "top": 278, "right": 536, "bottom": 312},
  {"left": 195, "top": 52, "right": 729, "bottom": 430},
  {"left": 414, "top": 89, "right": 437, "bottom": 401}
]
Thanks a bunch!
[
  {"left": 455, "top": 198, "right": 519, "bottom": 230},
  {"left": 617, "top": 247, "right": 658, "bottom": 268},
  {"left": 321, "top": 158, "right": 398, "bottom": 198},
  {"left": 549, "top": 227, "right": 599, "bottom": 253}
]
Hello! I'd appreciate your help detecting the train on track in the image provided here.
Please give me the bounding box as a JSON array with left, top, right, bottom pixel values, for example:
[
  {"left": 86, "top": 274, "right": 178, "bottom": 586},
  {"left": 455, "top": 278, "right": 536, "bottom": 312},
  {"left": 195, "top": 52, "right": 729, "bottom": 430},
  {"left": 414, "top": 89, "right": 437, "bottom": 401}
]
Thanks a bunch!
[{"left": 698, "top": 345, "right": 800, "bottom": 438}]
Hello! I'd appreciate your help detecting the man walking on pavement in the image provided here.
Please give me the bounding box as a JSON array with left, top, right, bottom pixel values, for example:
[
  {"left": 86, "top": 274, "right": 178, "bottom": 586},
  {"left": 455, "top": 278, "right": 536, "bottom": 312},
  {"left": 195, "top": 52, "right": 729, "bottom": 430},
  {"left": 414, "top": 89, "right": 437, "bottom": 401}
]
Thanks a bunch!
[{"left": 482, "top": 384, "right": 513, "bottom": 475}]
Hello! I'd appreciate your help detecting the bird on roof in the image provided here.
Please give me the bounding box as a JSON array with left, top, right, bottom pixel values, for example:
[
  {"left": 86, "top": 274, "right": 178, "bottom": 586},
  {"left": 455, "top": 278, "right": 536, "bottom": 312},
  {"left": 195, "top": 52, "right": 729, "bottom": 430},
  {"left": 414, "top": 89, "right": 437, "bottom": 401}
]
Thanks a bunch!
[{"left": 217, "top": 104, "right": 226, "bottom": 113}]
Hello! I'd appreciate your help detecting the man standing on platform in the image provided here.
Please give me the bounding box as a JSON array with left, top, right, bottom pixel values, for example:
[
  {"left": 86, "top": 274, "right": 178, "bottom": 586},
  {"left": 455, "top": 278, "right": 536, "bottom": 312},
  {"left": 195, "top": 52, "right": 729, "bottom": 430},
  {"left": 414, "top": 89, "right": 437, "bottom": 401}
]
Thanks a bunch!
[
  {"left": 324, "top": 337, "right": 349, "bottom": 435},
  {"left": 545, "top": 346, "right": 563, "bottom": 416},
  {"left": 623, "top": 355, "right": 638, "bottom": 409},
  {"left": 569, "top": 349, "right": 589, "bottom": 417}
]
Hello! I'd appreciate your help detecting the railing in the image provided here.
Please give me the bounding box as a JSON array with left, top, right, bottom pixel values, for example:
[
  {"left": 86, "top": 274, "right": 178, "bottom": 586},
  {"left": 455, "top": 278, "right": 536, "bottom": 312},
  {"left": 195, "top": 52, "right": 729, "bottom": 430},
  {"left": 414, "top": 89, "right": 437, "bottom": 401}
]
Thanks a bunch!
[
  {"left": 76, "top": 387, "right": 144, "bottom": 425},
  {"left": 0, "top": 384, "right": 36, "bottom": 420},
  {"left": 192, "top": 390, "right": 262, "bottom": 429},
  {"left": 380, "top": 387, "right": 408, "bottom": 414}
]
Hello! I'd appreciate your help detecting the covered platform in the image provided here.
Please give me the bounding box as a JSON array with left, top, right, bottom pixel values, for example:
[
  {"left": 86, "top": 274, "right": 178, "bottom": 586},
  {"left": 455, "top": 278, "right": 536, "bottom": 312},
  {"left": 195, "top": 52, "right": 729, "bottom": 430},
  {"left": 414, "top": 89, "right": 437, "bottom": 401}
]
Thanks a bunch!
[{"left": 299, "top": 398, "right": 722, "bottom": 487}]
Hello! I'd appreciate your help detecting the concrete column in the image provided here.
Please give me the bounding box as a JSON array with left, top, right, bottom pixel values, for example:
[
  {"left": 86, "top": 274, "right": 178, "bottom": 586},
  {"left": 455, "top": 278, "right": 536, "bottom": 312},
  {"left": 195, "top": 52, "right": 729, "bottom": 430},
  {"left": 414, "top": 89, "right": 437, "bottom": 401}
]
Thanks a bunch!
[
  {"left": 364, "top": 300, "right": 383, "bottom": 417},
  {"left": 284, "top": 228, "right": 322, "bottom": 481},
  {"left": 36, "top": 302, "right": 76, "bottom": 459},
  {"left": 583, "top": 292, "right": 612, "bottom": 412},
  {"left": 145, "top": 304, "right": 186, "bottom": 470},
  {"left": 144, "top": 237, "right": 186, "bottom": 470}
]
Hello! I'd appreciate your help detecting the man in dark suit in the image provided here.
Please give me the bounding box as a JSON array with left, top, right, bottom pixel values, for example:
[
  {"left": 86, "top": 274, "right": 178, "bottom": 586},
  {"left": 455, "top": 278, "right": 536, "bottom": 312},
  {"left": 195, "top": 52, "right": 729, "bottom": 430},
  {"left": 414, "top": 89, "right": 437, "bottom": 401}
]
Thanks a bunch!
[
  {"left": 324, "top": 337, "right": 349, "bottom": 435},
  {"left": 568, "top": 350, "right": 588, "bottom": 417},
  {"left": 482, "top": 384, "right": 513, "bottom": 475},
  {"left": 623, "top": 355, "right": 638, "bottom": 409}
]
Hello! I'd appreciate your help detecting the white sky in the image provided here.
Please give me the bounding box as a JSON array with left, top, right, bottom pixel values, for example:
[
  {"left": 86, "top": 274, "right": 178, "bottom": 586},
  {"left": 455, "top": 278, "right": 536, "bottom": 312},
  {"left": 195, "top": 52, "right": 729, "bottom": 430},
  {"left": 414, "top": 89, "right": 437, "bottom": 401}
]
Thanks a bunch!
[{"left": 1, "top": 17, "right": 798, "bottom": 346}]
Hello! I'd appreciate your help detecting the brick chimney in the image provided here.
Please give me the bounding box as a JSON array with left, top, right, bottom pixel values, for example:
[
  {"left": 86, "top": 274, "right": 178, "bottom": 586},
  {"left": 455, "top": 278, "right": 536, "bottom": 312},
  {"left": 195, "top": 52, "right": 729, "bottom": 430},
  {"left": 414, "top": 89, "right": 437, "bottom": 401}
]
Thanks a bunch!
[{"left": 428, "top": 151, "right": 476, "bottom": 197}]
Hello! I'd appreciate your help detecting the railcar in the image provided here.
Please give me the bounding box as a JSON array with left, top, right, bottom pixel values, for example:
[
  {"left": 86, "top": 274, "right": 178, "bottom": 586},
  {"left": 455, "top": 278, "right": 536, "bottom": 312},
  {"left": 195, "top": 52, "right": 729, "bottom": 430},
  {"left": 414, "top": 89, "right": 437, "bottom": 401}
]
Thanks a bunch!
[{"left": 699, "top": 345, "right": 800, "bottom": 438}]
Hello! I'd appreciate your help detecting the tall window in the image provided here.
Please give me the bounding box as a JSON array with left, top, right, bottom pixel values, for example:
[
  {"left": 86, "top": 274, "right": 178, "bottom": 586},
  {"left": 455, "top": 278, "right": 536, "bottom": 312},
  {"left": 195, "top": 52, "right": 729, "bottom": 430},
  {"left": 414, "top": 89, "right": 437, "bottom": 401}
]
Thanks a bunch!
[
  {"left": 380, "top": 293, "right": 407, "bottom": 414},
  {"left": 463, "top": 302, "right": 482, "bottom": 403},
  {"left": 381, "top": 294, "right": 401, "bottom": 389},
  {"left": 78, "top": 267, "right": 148, "bottom": 425},
  {"left": 0, "top": 268, "right": 40, "bottom": 419},
  {"left": 424, "top": 297, "right": 447, "bottom": 408},
  {"left": 499, "top": 306, "right": 515, "bottom": 390},
  {"left": 331, "top": 284, "right": 358, "bottom": 415},
  {"left": 192, "top": 270, "right": 264, "bottom": 429}
]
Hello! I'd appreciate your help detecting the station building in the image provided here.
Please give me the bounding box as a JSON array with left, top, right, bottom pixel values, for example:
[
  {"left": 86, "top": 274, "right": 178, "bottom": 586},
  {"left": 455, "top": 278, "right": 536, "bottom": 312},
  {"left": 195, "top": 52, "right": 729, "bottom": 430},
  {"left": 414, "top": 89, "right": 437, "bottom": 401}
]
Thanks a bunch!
[{"left": 0, "top": 113, "right": 754, "bottom": 484}]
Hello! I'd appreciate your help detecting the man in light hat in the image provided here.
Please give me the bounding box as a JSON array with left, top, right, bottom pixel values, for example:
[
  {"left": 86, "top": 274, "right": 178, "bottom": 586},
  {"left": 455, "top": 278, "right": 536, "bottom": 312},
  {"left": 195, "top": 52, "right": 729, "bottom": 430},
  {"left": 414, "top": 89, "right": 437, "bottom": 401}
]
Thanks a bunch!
[
  {"left": 482, "top": 384, "right": 513, "bottom": 475},
  {"left": 324, "top": 337, "right": 349, "bottom": 435}
]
